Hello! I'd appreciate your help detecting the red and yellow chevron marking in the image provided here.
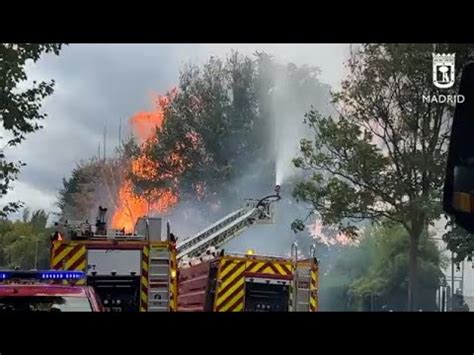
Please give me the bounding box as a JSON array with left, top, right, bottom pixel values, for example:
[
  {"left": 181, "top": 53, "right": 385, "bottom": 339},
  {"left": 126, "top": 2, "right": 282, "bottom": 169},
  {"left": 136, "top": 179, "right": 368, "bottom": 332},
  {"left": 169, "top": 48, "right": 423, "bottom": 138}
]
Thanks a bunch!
[
  {"left": 140, "top": 246, "right": 149, "bottom": 312},
  {"left": 214, "top": 259, "right": 246, "bottom": 312},
  {"left": 310, "top": 264, "right": 318, "bottom": 312},
  {"left": 245, "top": 260, "right": 292, "bottom": 276},
  {"left": 51, "top": 242, "right": 86, "bottom": 285},
  {"left": 169, "top": 252, "right": 177, "bottom": 312},
  {"left": 214, "top": 257, "right": 294, "bottom": 312}
]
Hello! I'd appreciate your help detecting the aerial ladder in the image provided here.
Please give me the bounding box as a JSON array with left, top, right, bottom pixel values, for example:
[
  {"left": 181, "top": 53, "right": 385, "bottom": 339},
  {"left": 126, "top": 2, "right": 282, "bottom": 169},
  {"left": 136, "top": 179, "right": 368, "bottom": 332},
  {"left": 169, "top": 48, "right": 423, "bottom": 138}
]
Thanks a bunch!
[
  {"left": 176, "top": 185, "right": 282, "bottom": 261},
  {"left": 174, "top": 185, "right": 319, "bottom": 312},
  {"left": 50, "top": 185, "right": 318, "bottom": 311}
]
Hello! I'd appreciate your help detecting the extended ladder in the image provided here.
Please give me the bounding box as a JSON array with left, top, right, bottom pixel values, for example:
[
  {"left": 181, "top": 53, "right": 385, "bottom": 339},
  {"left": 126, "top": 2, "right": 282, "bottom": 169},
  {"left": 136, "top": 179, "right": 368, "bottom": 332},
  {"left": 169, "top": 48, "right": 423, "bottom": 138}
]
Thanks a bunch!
[{"left": 176, "top": 199, "right": 275, "bottom": 260}]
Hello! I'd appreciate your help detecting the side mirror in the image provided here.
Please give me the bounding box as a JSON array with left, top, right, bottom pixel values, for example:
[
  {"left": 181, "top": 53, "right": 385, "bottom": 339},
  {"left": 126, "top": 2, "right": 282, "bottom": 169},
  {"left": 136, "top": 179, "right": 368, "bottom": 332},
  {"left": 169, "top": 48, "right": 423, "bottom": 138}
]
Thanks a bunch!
[{"left": 444, "top": 62, "right": 474, "bottom": 233}]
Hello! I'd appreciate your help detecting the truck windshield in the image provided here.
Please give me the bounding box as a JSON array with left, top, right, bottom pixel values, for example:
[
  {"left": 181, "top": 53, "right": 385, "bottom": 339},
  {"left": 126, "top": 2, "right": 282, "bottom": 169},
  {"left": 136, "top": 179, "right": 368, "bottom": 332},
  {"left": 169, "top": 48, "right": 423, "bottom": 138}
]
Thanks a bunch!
[{"left": 0, "top": 296, "right": 93, "bottom": 312}]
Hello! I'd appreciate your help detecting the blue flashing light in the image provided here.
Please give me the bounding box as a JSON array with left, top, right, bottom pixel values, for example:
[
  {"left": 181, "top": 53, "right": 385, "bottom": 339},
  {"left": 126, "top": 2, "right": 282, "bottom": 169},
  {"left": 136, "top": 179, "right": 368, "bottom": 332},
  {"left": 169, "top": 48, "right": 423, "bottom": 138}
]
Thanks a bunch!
[
  {"left": 0, "top": 270, "right": 85, "bottom": 281},
  {"left": 39, "top": 271, "right": 85, "bottom": 280}
]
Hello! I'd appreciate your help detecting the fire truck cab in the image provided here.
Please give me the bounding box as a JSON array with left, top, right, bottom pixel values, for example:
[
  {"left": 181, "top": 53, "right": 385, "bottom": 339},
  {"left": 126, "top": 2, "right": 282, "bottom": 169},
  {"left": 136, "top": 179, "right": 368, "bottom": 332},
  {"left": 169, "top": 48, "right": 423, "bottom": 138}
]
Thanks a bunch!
[{"left": 50, "top": 207, "right": 178, "bottom": 312}]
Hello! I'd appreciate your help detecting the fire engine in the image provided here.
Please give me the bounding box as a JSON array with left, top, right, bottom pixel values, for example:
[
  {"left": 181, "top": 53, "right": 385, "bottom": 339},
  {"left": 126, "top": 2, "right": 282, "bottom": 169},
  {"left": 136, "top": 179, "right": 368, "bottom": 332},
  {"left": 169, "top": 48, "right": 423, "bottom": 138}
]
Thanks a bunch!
[
  {"left": 175, "top": 185, "right": 319, "bottom": 312},
  {"left": 51, "top": 185, "right": 319, "bottom": 312},
  {"left": 0, "top": 270, "right": 103, "bottom": 312},
  {"left": 177, "top": 244, "right": 318, "bottom": 312},
  {"left": 50, "top": 207, "right": 178, "bottom": 312}
]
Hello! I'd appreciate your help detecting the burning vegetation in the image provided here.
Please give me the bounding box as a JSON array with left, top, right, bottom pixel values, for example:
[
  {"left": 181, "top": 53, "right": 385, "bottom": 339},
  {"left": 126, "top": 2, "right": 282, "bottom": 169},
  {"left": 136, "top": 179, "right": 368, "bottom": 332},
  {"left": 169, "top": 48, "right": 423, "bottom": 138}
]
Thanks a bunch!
[
  {"left": 307, "top": 220, "right": 356, "bottom": 246},
  {"left": 59, "top": 51, "right": 332, "bottom": 245},
  {"left": 110, "top": 93, "right": 180, "bottom": 232}
]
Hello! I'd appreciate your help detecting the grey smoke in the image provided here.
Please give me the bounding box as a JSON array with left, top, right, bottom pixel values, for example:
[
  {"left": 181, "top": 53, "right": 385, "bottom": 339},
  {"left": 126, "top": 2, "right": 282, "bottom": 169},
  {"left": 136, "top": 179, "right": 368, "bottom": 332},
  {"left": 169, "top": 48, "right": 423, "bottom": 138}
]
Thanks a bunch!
[
  {"left": 5, "top": 44, "right": 349, "bottom": 236},
  {"left": 168, "top": 57, "right": 339, "bottom": 257}
]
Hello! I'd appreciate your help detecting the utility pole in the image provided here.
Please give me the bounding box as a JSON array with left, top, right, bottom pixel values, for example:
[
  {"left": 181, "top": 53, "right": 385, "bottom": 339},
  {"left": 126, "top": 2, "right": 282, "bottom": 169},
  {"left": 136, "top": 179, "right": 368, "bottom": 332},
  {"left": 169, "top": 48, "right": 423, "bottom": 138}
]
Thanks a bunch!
[
  {"left": 441, "top": 284, "right": 446, "bottom": 312},
  {"left": 119, "top": 118, "right": 122, "bottom": 147},
  {"left": 451, "top": 251, "right": 455, "bottom": 310},
  {"left": 34, "top": 236, "right": 39, "bottom": 269},
  {"left": 431, "top": 235, "right": 450, "bottom": 311},
  {"left": 103, "top": 124, "right": 107, "bottom": 161}
]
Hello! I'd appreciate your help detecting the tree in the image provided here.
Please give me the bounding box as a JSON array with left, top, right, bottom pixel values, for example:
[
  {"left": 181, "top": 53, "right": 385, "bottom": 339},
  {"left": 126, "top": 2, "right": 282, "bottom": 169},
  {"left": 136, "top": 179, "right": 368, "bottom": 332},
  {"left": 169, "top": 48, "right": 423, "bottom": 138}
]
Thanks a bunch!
[
  {"left": 0, "top": 208, "right": 52, "bottom": 269},
  {"left": 442, "top": 218, "right": 473, "bottom": 263},
  {"left": 57, "top": 139, "right": 139, "bottom": 221},
  {"left": 133, "top": 51, "right": 331, "bottom": 210},
  {"left": 292, "top": 44, "right": 474, "bottom": 310},
  {"left": 57, "top": 159, "right": 103, "bottom": 220},
  {"left": 58, "top": 50, "right": 331, "bottom": 237},
  {"left": 318, "top": 239, "right": 374, "bottom": 311},
  {"left": 135, "top": 52, "right": 262, "bottom": 203},
  {"left": 349, "top": 224, "right": 444, "bottom": 311},
  {"left": 320, "top": 223, "right": 444, "bottom": 311},
  {"left": 1, "top": 43, "right": 63, "bottom": 217}
]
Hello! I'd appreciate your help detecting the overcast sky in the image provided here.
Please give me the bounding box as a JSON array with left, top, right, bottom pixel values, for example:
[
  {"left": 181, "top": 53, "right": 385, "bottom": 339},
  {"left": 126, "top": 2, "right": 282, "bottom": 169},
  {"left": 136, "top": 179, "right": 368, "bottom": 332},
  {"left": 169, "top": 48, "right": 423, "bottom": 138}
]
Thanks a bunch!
[{"left": 3, "top": 44, "right": 351, "bottom": 219}]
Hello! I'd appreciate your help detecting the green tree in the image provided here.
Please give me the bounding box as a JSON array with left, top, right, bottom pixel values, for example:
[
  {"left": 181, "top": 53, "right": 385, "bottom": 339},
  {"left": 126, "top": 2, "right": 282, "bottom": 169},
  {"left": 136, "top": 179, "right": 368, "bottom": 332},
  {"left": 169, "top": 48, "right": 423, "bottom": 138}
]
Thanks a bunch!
[
  {"left": 135, "top": 52, "right": 261, "bottom": 202},
  {"left": 0, "top": 208, "right": 52, "bottom": 269},
  {"left": 318, "top": 239, "right": 375, "bottom": 311},
  {"left": 349, "top": 224, "right": 444, "bottom": 311},
  {"left": 1, "top": 43, "right": 63, "bottom": 217},
  {"left": 0, "top": 218, "right": 13, "bottom": 266},
  {"left": 292, "top": 44, "right": 474, "bottom": 310},
  {"left": 442, "top": 218, "right": 473, "bottom": 263},
  {"left": 57, "top": 139, "right": 139, "bottom": 221},
  {"left": 57, "top": 159, "right": 103, "bottom": 220},
  {"left": 321, "top": 224, "right": 444, "bottom": 311},
  {"left": 133, "top": 51, "right": 331, "bottom": 208}
]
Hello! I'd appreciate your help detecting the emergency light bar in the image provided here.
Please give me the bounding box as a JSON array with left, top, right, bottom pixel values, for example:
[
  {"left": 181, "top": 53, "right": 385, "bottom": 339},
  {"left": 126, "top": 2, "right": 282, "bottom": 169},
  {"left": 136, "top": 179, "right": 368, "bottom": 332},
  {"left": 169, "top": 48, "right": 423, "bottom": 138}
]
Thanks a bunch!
[{"left": 0, "top": 270, "right": 85, "bottom": 281}]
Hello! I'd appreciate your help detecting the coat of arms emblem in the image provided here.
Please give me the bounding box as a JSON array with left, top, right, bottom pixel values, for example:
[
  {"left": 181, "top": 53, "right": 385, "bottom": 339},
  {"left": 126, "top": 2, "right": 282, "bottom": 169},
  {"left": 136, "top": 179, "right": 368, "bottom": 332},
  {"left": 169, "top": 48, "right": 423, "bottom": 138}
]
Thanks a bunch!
[{"left": 433, "top": 53, "right": 455, "bottom": 89}]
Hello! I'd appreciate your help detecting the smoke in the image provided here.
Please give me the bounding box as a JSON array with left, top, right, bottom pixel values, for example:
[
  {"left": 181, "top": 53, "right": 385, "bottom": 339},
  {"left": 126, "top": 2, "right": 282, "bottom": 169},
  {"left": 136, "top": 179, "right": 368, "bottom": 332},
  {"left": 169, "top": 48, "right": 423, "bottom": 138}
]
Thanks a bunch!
[
  {"left": 77, "top": 53, "right": 341, "bottom": 258},
  {"left": 167, "top": 199, "right": 222, "bottom": 238},
  {"left": 168, "top": 57, "right": 336, "bottom": 257}
]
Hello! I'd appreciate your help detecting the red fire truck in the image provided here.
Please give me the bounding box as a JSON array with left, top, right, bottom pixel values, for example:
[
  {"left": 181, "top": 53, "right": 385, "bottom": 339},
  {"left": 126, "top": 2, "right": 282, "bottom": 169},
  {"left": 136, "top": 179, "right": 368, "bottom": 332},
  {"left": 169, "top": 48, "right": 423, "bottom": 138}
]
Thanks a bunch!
[
  {"left": 177, "top": 245, "right": 318, "bottom": 312},
  {"left": 50, "top": 207, "right": 177, "bottom": 312},
  {"left": 49, "top": 185, "right": 319, "bottom": 312},
  {"left": 175, "top": 186, "right": 319, "bottom": 312}
]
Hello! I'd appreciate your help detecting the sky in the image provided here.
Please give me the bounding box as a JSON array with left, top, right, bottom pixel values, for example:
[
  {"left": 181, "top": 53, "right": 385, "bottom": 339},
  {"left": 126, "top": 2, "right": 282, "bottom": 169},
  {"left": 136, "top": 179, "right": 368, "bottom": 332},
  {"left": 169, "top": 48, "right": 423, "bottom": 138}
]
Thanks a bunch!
[{"left": 2, "top": 44, "right": 352, "bottom": 219}]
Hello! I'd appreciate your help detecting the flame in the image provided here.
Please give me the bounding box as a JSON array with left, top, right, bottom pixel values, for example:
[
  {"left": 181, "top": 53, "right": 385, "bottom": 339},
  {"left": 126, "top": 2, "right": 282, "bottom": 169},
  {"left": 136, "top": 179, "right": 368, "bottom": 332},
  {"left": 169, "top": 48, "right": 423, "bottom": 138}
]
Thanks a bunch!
[
  {"left": 111, "top": 91, "right": 180, "bottom": 232},
  {"left": 110, "top": 89, "right": 206, "bottom": 233},
  {"left": 130, "top": 93, "right": 172, "bottom": 143},
  {"left": 308, "top": 220, "right": 355, "bottom": 246},
  {"left": 129, "top": 112, "right": 161, "bottom": 143}
]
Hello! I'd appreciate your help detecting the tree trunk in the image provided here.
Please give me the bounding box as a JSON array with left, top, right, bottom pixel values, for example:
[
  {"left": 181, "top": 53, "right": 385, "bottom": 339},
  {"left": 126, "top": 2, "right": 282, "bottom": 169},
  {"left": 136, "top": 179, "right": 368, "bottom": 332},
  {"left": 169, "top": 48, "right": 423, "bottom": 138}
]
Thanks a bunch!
[{"left": 408, "top": 231, "right": 421, "bottom": 311}]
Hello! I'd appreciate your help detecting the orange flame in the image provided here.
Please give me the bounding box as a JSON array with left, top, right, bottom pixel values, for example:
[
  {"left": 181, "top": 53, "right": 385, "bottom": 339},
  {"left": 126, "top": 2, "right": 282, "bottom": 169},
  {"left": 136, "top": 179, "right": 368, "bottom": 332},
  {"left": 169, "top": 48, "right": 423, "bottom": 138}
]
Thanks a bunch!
[
  {"left": 111, "top": 91, "right": 180, "bottom": 232},
  {"left": 129, "top": 112, "right": 162, "bottom": 143},
  {"left": 308, "top": 220, "right": 355, "bottom": 246}
]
